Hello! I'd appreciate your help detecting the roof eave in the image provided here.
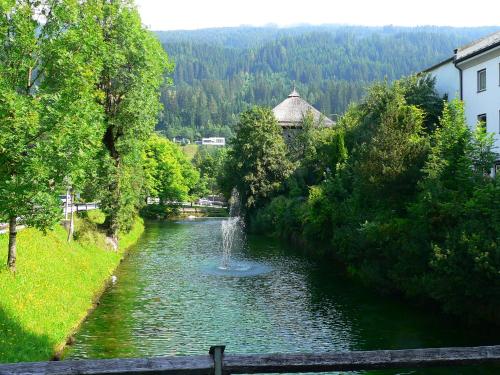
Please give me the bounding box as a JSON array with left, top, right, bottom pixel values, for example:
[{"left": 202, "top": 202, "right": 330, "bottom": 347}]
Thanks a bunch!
[
  {"left": 422, "top": 56, "right": 454, "bottom": 73},
  {"left": 455, "top": 40, "right": 500, "bottom": 65}
]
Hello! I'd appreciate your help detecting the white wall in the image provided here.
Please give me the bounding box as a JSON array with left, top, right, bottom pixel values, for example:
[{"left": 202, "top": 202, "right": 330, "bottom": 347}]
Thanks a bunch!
[
  {"left": 427, "top": 60, "right": 461, "bottom": 100},
  {"left": 460, "top": 46, "right": 500, "bottom": 157}
]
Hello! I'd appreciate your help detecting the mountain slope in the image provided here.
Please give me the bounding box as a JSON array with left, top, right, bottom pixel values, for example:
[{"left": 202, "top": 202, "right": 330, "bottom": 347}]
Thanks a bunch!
[{"left": 156, "top": 25, "right": 500, "bottom": 139}]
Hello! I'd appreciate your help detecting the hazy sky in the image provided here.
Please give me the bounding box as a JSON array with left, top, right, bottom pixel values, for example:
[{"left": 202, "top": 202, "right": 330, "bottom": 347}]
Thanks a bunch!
[{"left": 136, "top": 0, "right": 500, "bottom": 31}]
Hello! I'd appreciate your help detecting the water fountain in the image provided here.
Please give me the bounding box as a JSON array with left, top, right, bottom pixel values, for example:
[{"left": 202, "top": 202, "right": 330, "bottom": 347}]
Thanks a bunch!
[
  {"left": 204, "top": 188, "right": 271, "bottom": 277},
  {"left": 220, "top": 189, "right": 243, "bottom": 269}
]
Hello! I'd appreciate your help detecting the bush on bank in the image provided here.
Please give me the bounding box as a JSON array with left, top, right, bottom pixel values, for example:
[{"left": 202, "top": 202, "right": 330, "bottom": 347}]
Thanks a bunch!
[
  {"left": 0, "top": 212, "right": 144, "bottom": 363},
  {"left": 244, "top": 76, "right": 500, "bottom": 325}
]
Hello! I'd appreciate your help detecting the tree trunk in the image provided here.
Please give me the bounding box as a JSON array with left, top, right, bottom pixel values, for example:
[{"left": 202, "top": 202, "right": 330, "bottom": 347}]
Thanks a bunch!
[
  {"left": 102, "top": 124, "right": 121, "bottom": 243},
  {"left": 7, "top": 216, "right": 17, "bottom": 272},
  {"left": 64, "top": 187, "right": 71, "bottom": 220},
  {"left": 103, "top": 214, "right": 119, "bottom": 243}
]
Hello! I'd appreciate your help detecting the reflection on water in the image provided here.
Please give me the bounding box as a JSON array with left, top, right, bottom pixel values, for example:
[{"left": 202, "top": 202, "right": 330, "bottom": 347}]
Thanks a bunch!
[{"left": 65, "top": 219, "right": 499, "bottom": 374}]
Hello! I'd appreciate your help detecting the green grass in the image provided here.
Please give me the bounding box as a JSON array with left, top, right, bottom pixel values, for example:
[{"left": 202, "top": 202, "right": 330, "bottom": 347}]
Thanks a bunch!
[
  {"left": 0, "top": 212, "right": 144, "bottom": 363},
  {"left": 181, "top": 144, "right": 199, "bottom": 161}
]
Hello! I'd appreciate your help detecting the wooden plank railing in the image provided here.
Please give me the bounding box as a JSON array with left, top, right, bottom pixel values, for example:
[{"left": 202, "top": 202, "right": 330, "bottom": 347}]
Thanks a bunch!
[{"left": 0, "top": 345, "right": 499, "bottom": 375}]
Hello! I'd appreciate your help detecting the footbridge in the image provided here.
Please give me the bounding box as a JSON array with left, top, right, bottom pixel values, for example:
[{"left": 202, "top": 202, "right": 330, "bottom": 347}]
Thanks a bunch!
[{"left": 0, "top": 345, "right": 498, "bottom": 374}]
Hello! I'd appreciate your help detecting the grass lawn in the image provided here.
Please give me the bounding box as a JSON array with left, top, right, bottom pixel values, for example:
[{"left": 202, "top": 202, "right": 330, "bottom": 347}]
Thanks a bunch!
[
  {"left": 0, "top": 211, "right": 144, "bottom": 363},
  {"left": 181, "top": 144, "right": 199, "bottom": 161}
]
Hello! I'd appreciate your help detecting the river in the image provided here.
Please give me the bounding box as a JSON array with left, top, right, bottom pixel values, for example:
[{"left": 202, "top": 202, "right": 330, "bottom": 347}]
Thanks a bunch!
[{"left": 65, "top": 219, "right": 499, "bottom": 374}]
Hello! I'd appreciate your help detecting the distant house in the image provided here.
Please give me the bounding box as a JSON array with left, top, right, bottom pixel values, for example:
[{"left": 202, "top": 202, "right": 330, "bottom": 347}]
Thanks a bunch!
[
  {"left": 172, "top": 137, "right": 191, "bottom": 145},
  {"left": 201, "top": 137, "right": 226, "bottom": 146},
  {"left": 424, "top": 31, "right": 500, "bottom": 173},
  {"left": 272, "top": 89, "right": 334, "bottom": 142}
]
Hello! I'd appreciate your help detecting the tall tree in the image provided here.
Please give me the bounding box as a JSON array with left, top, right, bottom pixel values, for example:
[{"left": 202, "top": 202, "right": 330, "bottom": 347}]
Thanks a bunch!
[
  {"left": 0, "top": 0, "right": 103, "bottom": 271},
  {"left": 222, "top": 106, "right": 293, "bottom": 212},
  {"left": 95, "top": 0, "right": 172, "bottom": 240}
]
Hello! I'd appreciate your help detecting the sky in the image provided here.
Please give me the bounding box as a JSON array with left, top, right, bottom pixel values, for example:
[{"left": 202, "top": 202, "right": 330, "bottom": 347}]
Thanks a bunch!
[{"left": 136, "top": 0, "right": 500, "bottom": 31}]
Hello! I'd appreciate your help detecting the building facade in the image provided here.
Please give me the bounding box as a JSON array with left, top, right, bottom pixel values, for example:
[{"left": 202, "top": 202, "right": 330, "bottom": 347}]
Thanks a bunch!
[
  {"left": 425, "top": 31, "right": 500, "bottom": 172},
  {"left": 201, "top": 137, "right": 225, "bottom": 146}
]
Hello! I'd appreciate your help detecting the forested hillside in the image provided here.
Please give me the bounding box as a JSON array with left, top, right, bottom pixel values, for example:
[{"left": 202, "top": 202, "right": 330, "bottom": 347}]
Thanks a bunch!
[{"left": 156, "top": 25, "right": 499, "bottom": 139}]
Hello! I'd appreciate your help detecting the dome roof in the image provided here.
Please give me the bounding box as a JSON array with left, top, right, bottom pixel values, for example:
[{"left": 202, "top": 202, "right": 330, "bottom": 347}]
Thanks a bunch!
[{"left": 272, "top": 89, "right": 334, "bottom": 128}]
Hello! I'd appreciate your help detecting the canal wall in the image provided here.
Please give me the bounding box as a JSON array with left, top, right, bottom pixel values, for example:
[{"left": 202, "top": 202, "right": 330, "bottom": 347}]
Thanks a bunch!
[{"left": 0, "top": 212, "right": 145, "bottom": 363}]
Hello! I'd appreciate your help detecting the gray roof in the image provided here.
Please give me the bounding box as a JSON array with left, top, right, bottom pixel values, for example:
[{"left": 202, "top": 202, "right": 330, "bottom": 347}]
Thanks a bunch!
[
  {"left": 272, "top": 89, "right": 334, "bottom": 128},
  {"left": 455, "top": 31, "right": 500, "bottom": 63}
]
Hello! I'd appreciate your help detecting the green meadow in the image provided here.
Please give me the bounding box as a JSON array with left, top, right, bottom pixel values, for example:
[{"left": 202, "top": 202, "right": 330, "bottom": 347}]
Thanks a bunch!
[{"left": 0, "top": 212, "right": 144, "bottom": 363}]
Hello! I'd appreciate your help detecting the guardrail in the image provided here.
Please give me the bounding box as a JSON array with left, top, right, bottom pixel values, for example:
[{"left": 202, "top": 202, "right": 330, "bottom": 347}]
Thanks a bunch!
[
  {"left": 0, "top": 345, "right": 499, "bottom": 375},
  {"left": 0, "top": 203, "right": 99, "bottom": 235}
]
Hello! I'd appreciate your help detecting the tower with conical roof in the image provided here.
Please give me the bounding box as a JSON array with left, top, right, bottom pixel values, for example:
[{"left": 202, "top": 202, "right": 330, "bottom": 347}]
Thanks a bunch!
[{"left": 272, "top": 89, "right": 334, "bottom": 142}]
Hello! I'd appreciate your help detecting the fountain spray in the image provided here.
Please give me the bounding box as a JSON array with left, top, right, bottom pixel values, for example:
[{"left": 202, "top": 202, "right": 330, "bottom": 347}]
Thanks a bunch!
[{"left": 220, "top": 188, "right": 243, "bottom": 269}]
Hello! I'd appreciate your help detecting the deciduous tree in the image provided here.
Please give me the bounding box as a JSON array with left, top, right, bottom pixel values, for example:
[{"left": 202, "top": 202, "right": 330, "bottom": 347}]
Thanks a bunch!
[
  {"left": 222, "top": 106, "right": 293, "bottom": 212},
  {"left": 95, "top": 0, "right": 172, "bottom": 240},
  {"left": 0, "top": 0, "right": 103, "bottom": 270}
]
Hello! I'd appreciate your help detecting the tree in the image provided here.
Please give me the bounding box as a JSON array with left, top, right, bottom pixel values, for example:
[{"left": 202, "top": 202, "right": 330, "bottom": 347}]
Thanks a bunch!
[
  {"left": 400, "top": 74, "right": 444, "bottom": 133},
  {"left": 222, "top": 106, "right": 293, "bottom": 212},
  {"left": 192, "top": 146, "right": 228, "bottom": 195},
  {"left": 410, "top": 99, "right": 499, "bottom": 320},
  {"left": 143, "top": 134, "right": 199, "bottom": 204},
  {"left": 352, "top": 86, "right": 429, "bottom": 209},
  {"left": 0, "top": 0, "right": 103, "bottom": 271},
  {"left": 95, "top": 0, "right": 173, "bottom": 240}
]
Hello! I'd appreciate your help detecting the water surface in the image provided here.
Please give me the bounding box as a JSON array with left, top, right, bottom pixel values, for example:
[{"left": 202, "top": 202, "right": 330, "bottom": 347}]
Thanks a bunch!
[{"left": 65, "top": 219, "right": 499, "bottom": 374}]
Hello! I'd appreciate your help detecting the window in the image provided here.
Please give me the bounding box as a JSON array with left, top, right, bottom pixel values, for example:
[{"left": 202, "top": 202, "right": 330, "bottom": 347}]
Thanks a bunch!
[
  {"left": 477, "top": 114, "right": 487, "bottom": 131},
  {"left": 477, "top": 69, "right": 486, "bottom": 92}
]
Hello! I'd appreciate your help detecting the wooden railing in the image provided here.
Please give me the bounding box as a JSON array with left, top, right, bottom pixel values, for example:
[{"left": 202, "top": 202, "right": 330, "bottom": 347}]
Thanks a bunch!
[{"left": 0, "top": 345, "right": 499, "bottom": 374}]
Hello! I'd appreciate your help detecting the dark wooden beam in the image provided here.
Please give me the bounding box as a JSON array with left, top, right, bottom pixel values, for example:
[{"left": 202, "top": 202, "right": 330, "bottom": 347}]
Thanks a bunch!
[
  {"left": 0, "top": 345, "right": 498, "bottom": 375},
  {"left": 224, "top": 346, "right": 500, "bottom": 373},
  {"left": 0, "top": 355, "right": 213, "bottom": 375}
]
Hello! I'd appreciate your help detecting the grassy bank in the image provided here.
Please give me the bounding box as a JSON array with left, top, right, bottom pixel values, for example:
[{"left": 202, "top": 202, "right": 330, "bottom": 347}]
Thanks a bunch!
[{"left": 0, "top": 211, "right": 144, "bottom": 363}]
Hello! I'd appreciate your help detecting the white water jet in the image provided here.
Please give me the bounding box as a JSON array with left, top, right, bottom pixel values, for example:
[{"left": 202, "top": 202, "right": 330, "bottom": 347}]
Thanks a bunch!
[{"left": 220, "top": 189, "right": 243, "bottom": 269}]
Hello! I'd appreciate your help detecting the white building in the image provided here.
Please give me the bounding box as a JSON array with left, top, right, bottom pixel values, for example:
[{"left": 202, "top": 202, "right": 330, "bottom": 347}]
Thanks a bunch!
[
  {"left": 201, "top": 137, "right": 225, "bottom": 146},
  {"left": 425, "top": 31, "right": 500, "bottom": 172}
]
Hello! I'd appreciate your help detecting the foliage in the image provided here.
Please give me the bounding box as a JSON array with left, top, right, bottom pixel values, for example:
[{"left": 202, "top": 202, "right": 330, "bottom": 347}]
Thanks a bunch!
[
  {"left": 139, "top": 204, "right": 180, "bottom": 220},
  {"left": 143, "top": 133, "right": 200, "bottom": 203},
  {"left": 399, "top": 74, "right": 444, "bottom": 132},
  {"left": 249, "top": 77, "right": 500, "bottom": 324},
  {"left": 221, "top": 107, "right": 294, "bottom": 212},
  {"left": 0, "top": 0, "right": 106, "bottom": 268},
  {"left": 408, "top": 100, "right": 499, "bottom": 320},
  {"left": 287, "top": 112, "right": 348, "bottom": 193},
  {"left": 251, "top": 195, "right": 305, "bottom": 239},
  {"left": 192, "top": 146, "right": 228, "bottom": 195},
  {"left": 95, "top": 0, "right": 173, "bottom": 238}
]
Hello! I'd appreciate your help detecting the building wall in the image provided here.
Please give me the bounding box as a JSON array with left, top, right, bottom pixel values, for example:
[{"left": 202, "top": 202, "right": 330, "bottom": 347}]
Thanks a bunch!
[
  {"left": 459, "top": 46, "right": 500, "bottom": 158},
  {"left": 282, "top": 128, "right": 301, "bottom": 145},
  {"left": 427, "top": 60, "right": 461, "bottom": 99}
]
